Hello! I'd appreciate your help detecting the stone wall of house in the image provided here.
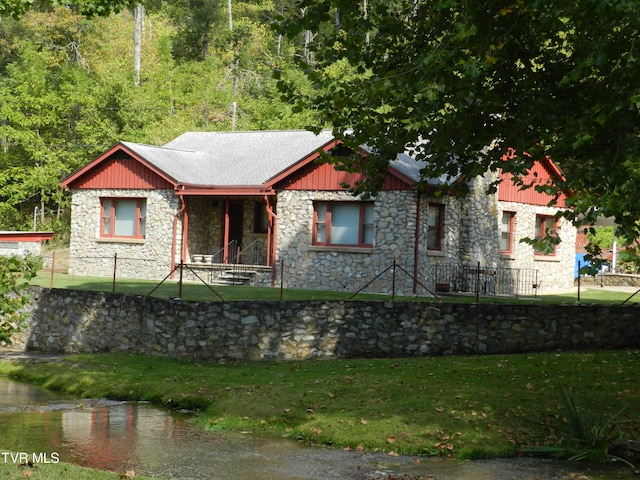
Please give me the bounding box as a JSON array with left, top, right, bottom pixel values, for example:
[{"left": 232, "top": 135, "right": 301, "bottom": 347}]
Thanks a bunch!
[
  {"left": 275, "top": 190, "right": 418, "bottom": 294},
  {"left": 8, "top": 288, "right": 640, "bottom": 359},
  {"left": 273, "top": 185, "right": 576, "bottom": 296},
  {"left": 497, "top": 200, "right": 576, "bottom": 290},
  {"left": 68, "top": 189, "right": 180, "bottom": 279}
]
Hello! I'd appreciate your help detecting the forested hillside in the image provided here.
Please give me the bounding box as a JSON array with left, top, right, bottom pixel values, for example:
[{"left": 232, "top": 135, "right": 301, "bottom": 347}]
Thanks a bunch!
[
  {"left": 0, "top": 0, "right": 317, "bottom": 237},
  {"left": 4, "top": 0, "right": 640, "bottom": 257}
]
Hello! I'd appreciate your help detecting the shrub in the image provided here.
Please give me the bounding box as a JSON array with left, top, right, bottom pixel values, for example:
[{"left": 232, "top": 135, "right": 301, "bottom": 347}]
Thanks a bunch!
[{"left": 0, "top": 254, "right": 41, "bottom": 345}]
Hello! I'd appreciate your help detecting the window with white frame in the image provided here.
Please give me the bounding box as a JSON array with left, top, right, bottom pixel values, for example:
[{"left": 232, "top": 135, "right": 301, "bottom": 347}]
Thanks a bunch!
[
  {"left": 426, "top": 203, "right": 444, "bottom": 250},
  {"left": 500, "top": 211, "right": 515, "bottom": 253},
  {"left": 100, "top": 198, "right": 146, "bottom": 239},
  {"left": 313, "top": 201, "right": 374, "bottom": 247}
]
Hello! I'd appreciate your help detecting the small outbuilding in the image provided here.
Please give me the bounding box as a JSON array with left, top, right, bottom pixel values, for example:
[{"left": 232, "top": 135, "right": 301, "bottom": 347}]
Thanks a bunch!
[{"left": 0, "top": 231, "right": 54, "bottom": 257}]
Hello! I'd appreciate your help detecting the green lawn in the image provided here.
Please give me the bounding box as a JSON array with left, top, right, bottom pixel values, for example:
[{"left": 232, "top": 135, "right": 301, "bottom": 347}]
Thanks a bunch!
[
  {"left": 29, "top": 271, "right": 640, "bottom": 304},
  {"left": 0, "top": 457, "right": 153, "bottom": 480},
  {"left": 1, "top": 351, "right": 638, "bottom": 460}
]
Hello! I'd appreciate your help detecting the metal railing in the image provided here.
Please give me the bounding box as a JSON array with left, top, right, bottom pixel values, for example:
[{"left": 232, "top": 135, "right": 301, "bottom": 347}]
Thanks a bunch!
[
  {"left": 432, "top": 262, "right": 539, "bottom": 296},
  {"left": 39, "top": 250, "right": 543, "bottom": 301}
]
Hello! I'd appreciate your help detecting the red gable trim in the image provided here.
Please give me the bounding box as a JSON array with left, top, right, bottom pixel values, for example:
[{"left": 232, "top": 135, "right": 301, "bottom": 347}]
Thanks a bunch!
[
  {"left": 498, "top": 150, "right": 567, "bottom": 207},
  {"left": 61, "top": 143, "right": 177, "bottom": 190},
  {"left": 265, "top": 139, "right": 416, "bottom": 191}
]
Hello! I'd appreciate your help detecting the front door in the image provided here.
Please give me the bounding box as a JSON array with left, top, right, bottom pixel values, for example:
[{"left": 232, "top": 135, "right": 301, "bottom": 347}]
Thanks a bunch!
[
  {"left": 224, "top": 200, "right": 244, "bottom": 263},
  {"left": 228, "top": 201, "right": 244, "bottom": 247}
]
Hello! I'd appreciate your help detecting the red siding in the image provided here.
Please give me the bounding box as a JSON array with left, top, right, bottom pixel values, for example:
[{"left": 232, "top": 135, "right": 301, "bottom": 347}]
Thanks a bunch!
[
  {"left": 69, "top": 156, "right": 174, "bottom": 190},
  {"left": 0, "top": 231, "right": 54, "bottom": 242},
  {"left": 498, "top": 161, "right": 567, "bottom": 207},
  {"left": 278, "top": 161, "right": 412, "bottom": 191}
]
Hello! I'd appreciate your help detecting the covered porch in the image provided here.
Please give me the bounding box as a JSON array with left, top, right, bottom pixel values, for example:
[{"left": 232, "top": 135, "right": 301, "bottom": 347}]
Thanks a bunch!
[{"left": 177, "top": 194, "right": 276, "bottom": 286}]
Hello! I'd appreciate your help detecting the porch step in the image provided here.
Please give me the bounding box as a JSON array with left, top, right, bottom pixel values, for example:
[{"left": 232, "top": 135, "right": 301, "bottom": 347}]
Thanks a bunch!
[{"left": 212, "top": 270, "right": 255, "bottom": 286}]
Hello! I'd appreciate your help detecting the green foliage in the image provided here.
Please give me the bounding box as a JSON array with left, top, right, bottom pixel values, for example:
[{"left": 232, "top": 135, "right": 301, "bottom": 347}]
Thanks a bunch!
[
  {"left": 0, "top": 255, "right": 41, "bottom": 345},
  {"left": 587, "top": 226, "right": 617, "bottom": 251},
  {"left": 0, "top": 1, "right": 314, "bottom": 233},
  {"left": 277, "top": 0, "right": 640, "bottom": 242},
  {"left": 525, "top": 385, "right": 633, "bottom": 467},
  {"left": 1, "top": 0, "right": 137, "bottom": 18}
]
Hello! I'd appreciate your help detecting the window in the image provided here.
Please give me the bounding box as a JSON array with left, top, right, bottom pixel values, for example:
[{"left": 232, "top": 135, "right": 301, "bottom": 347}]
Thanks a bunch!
[
  {"left": 426, "top": 203, "right": 444, "bottom": 250},
  {"left": 101, "top": 198, "right": 146, "bottom": 239},
  {"left": 313, "top": 202, "right": 374, "bottom": 247},
  {"left": 534, "top": 215, "right": 557, "bottom": 255},
  {"left": 500, "top": 212, "right": 515, "bottom": 253},
  {"left": 254, "top": 202, "right": 269, "bottom": 233}
]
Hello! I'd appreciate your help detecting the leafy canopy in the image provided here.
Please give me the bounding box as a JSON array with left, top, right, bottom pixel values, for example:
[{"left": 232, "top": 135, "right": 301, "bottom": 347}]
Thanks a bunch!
[
  {"left": 277, "top": 0, "right": 640, "bottom": 240},
  {"left": 0, "top": 0, "right": 137, "bottom": 18},
  {"left": 0, "top": 255, "right": 41, "bottom": 345}
]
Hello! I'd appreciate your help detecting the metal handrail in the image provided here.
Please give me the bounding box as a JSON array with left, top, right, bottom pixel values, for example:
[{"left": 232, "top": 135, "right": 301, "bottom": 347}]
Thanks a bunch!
[
  {"left": 236, "top": 239, "right": 266, "bottom": 266},
  {"left": 210, "top": 240, "right": 238, "bottom": 264}
]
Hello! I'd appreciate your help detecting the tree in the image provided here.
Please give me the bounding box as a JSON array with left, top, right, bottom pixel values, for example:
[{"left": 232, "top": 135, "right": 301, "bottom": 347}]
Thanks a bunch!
[
  {"left": 168, "top": 0, "right": 223, "bottom": 61},
  {"left": 0, "top": 255, "right": 40, "bottom": 346},
  {"left": 276, "top": 0, "right": 640, "bottom": 241},
  {"left": 0, "top": 0, "right": 137, "bottom": 18},
  {"left": 0, "top": 9, "right": 117, "bottom": 231}
]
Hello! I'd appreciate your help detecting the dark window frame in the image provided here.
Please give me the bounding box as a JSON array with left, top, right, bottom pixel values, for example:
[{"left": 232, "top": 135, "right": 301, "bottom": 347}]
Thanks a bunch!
[
  {"left": 534, "top": 214, "right": 557, "bottom": 256},
  {"left": 426, "top": 203, "right": 445, "bottom": 251},
  {"left": 500, "top": 211, "right": 516, "bottom": 254},
  {"left": 312, "top": 201, "right": 374, "bottom": 247},
  {"left": 100, "top": 197, "right": 146, "bottom": 239}
]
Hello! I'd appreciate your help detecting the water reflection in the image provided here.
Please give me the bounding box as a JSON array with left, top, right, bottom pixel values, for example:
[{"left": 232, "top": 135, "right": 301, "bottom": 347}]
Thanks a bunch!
[{"left": 0, "top": 379, "right": 636, "bottom": 480}]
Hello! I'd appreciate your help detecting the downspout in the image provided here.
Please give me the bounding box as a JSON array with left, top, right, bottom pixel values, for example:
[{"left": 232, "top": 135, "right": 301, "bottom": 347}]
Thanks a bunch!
[
  {"left": 264, "top": 194, "right": 277, "bottom": 284},
  {"left": 171, "top": 189, "right": 187, "bottom": 279},
  {"left": 413, "top": 190, "right": 421, "bottom": 294}
]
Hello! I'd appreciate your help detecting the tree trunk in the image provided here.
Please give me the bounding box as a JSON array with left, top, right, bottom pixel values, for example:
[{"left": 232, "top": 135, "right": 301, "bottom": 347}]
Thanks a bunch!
[{"left": 133, "top": 4, "right": 145, "bottom": 86}]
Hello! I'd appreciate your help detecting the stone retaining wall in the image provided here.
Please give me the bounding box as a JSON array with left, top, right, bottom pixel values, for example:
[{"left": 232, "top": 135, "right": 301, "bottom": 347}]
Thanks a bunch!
[
  {"left": 578, "top": 273, "right": 640, "bottom": 287},
  {"left": 7, "top": 287, "right": 639, "bottom": 360}
]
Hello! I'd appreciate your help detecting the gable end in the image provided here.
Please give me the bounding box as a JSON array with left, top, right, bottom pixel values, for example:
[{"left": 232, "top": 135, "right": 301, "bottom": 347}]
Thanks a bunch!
[
  {"left": 64, "top": 155, "right": 175, "bottom": 190},
  {"left": 498, "top": 160, "right": 567, "bottom": 207}
]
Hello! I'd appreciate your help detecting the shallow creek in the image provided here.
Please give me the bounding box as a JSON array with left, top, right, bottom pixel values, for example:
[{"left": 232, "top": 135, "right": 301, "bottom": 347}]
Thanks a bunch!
[{"left": 0, "top": 378, "right": 635, "bottom": 480}]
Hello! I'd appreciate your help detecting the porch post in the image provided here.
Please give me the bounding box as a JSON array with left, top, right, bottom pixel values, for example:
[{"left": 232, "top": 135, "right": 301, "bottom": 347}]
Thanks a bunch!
[
  {"left": 413, "top": 191, "right": 421, "bottom": 294},
  {"left": 182, "top": 197, "right": 190, "bottom": 263},
  {"left": 264, "top": 194, "right": 277, "bottom": 268},
  {"left": 223, "top": 198, "right": 230, "bottom": 263},
  {"left": 171, "top": 192, "right": 188, "bottom": 280}
]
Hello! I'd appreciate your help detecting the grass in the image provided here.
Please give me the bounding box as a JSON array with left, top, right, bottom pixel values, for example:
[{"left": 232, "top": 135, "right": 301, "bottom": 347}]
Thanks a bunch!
[
  {"left": 0, "top": 458, "right": 152, "bottom": 480},
  {"left": 1, "top": 350, "right": 638, "bottom": 460},
  {"left": 524, "top": 384, "right": 633, "bottom": 466},
  {"left": 29, "top": 271, "right": 640, "bottom": 304}
]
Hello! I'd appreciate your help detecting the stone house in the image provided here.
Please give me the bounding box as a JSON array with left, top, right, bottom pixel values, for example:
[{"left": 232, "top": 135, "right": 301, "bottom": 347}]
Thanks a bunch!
[{"left": 61, "top": 130, "right": 576, "bottom": 295}]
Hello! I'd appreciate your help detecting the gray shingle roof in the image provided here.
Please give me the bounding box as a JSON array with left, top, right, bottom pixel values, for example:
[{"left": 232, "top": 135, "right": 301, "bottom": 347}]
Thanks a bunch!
[
  {"left": 164, "top": 130, "right": 335, "bottom": 186},
  {"left": 121, "top": 130, "right": 438, "bottom": 188}
]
